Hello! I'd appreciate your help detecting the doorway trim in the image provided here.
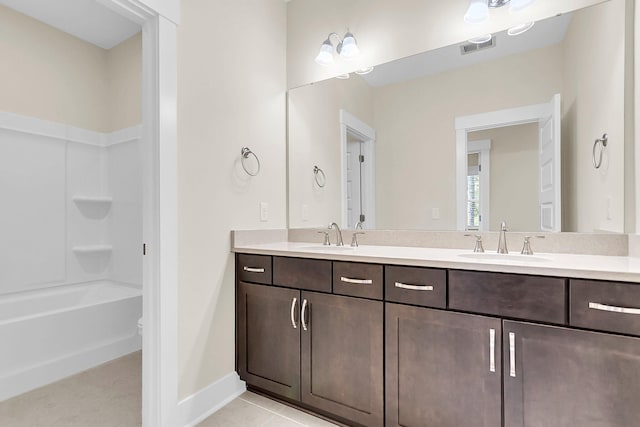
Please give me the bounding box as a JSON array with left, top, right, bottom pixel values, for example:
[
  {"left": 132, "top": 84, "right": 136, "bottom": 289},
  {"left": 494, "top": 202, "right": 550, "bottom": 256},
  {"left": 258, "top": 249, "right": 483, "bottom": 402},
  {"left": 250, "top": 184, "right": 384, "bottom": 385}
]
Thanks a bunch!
[
  {"left": 467, "top": 139, "right": 492, "bottom": 231},
  {"left": 95, "top": 1, "right": 178, "bottom": 426},
  {"left": 340, "top": 110, "right": 376, "bottom": 229},
  {"left": 455, "top": 101, "right": 552, "bottom": 231}
]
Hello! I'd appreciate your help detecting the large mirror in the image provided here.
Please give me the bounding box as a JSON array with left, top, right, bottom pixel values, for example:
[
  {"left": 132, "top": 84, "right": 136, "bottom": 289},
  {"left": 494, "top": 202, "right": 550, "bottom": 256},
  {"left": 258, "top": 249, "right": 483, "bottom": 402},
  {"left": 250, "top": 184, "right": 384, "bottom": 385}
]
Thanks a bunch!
[{"left": 288, "top": 0, "right": 629, "bottom": 233}]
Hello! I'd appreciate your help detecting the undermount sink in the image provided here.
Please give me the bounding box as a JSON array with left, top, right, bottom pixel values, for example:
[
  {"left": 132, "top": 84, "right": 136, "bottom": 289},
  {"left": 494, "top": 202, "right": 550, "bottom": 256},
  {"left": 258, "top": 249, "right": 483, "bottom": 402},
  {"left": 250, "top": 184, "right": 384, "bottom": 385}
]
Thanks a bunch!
[
  {"left": 458, "top": 253, "right": 551, "bottom": 263},
  {"left": 298, "top": 245, "right": 355, "bottom": 252}
]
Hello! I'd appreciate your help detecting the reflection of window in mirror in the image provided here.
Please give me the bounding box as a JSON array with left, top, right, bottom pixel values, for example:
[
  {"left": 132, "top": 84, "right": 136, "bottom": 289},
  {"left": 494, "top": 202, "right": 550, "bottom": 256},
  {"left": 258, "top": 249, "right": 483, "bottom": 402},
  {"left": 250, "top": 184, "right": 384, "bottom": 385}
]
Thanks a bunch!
[{"left": 467, "top": 153, "right": 480, "bottom": 230}]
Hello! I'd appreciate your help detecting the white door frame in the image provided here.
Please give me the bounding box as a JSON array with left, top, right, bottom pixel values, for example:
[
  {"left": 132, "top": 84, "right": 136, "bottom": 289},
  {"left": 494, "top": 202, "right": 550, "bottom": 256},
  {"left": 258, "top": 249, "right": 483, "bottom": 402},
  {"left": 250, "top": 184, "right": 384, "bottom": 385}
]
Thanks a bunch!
[
  {"left": 94, "top": 1, "right": 178, "bottom": 426},
  {"left": 455, "top": 101, "right": 552, "bottom": 231},
  {"left": 340, "top": 110, "right": 376, "bottom": 229}
]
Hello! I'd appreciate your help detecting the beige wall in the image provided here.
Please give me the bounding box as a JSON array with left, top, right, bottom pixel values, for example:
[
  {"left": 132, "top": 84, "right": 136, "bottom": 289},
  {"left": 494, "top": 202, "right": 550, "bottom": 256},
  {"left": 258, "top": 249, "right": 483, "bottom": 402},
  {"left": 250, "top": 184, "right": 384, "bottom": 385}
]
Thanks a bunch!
[
  {"left": 0, "top": 5, "right": 140, "bottom": 133},
  {"left": 286, "top": 0, "right": 606, "bottom": 89},
  {"left": 288, "top": 76, "right": 373, "bottom": 228},
  {"left": 562, "top": 0, "right": 626, "bottom": 232},
  {"left": 372, "top": 45, "right": 563, "bottom": 230},
  {"left": 469, "top": 124, "right": 540, "bottom": 232},
  {"left": 177, "top": 0, "right": 287, "bottom": 399}
]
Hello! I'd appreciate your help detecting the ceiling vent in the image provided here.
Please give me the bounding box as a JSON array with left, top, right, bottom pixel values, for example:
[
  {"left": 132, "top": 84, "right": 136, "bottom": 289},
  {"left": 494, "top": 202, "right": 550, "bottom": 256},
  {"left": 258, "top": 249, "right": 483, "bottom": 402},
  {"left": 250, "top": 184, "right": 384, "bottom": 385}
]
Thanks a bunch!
[{"left": 460, "top": 37, "right": 496, "bottom": 55}]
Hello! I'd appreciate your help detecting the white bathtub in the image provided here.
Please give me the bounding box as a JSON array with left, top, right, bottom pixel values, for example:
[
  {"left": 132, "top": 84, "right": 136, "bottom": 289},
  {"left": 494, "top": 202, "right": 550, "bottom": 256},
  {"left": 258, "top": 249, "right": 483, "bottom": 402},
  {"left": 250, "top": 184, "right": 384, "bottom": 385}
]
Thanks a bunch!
[{"left": 0, "top": 281, "right": 142, "bottom": 401}]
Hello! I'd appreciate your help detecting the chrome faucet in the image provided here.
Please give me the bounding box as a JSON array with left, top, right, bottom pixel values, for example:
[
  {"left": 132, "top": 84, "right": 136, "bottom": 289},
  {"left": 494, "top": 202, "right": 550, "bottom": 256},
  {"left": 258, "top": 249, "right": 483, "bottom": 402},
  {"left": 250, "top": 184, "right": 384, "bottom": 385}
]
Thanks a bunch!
[
  {"left": 355, "top": 220, "right": 364, "bottom": 230},
  {"left": 497, "top": 221, "right": 508, "bottom": 254},
  {"left": 328, "top": 222, "right": 344, "bottom": 246}
]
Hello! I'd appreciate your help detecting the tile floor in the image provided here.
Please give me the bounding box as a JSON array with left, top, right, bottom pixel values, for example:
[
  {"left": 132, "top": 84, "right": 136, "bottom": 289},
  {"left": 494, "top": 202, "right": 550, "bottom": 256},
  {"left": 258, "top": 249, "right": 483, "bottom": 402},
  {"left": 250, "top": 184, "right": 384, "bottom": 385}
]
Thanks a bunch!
[
  {"left": 197, "top": 391, "right": 339, "bottom": 427},
  {"left": 0, "top": 351, "right": 142, "bottom": 427},
  {"left": 0, "top": 351, "right": 336, "bottom": 427}
]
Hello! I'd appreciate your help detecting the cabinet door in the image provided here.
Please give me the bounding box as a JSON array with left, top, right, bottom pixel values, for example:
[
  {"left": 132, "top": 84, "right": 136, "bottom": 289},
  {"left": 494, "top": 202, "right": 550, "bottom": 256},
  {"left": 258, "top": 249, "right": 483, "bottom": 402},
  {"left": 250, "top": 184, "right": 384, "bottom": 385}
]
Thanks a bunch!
[
  {"left": 301, "top": 292, "right": 384, "bottom": 427},
  {"left": 237, "top": 282, "right": 300, "bottom": 400},
  {"left": 386, "top": 304, "right": 502, "bottom": 427},
  {"left": 504, "top": 321, "right": 640, "bottom": 427}
]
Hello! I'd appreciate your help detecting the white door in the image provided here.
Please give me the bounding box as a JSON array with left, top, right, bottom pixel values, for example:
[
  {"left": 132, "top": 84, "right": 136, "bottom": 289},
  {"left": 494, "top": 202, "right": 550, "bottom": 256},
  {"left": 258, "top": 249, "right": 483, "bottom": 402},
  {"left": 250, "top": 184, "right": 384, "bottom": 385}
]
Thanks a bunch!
[
  {"left": 538, "top": 94, "right": 561, "bottom": 231},
  {"left": 346, "top": 138, "right": 363, "bottom": 228}
]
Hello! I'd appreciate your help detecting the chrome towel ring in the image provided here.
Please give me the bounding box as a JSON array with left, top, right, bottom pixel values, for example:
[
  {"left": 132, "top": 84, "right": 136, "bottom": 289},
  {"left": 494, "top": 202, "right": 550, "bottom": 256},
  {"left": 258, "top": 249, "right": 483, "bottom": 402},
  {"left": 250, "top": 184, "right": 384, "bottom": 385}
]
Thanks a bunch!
[
  {"left": 241, "top": 147, "right": 260, "bottom": 176},
  {"left": 592, "top": 133, "right": 608, "bottom": 169},
  {"left": 313, "top": 166, "right": 326, "bottom": 187}
]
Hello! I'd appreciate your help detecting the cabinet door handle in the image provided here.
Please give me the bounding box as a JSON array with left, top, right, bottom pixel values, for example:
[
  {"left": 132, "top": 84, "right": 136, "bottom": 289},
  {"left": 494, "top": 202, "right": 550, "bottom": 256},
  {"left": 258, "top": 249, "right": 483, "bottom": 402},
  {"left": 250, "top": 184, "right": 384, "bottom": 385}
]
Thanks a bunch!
[
  {"left": 395, "top": 282, "right": 434, "bottom": 291},
  {"left": 509, "top": 332, "right": 516, "bottom": 378},
  {"left": 290, "top": 297, "right": 298, "bottom": 329},
  {"left": 489, "top": 328, "right": 496, "bottom": 373},
  {"left": 340, "top": 276, "right": 373, "bottom": 285},
  {"left": 589, "top": 302, "right": 640, "bottom": 315},
  {"left": 243, "top": 266, "right": 265, "bottom": 273},
  {"left": 301, "top": 299, "right": 309, "bottom": 331}
]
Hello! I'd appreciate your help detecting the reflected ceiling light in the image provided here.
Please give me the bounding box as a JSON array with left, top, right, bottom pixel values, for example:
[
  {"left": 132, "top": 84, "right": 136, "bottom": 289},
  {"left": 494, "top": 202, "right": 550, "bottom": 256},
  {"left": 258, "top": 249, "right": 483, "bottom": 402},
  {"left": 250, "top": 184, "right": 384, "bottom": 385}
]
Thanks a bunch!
[
  {"left": 355, "top": 66, "right": 374, "bottom": 75},
  {"left": 510, "top": 0, "right": 536, "bottom": 12},
  {"left": 464, "top": 0, "right": 489, "bottom": 24},
  {"left": 468, "top": 34, "right": 493, "bottom": 44},
  {"left": 335, "top": 73, "right": 351, "bottom": 80},
  {"left": 314, "top": 31, "right": 361, "bottom": 66},
  {"left": 507, "top": 21, "right": 534, "bottom": 35}
]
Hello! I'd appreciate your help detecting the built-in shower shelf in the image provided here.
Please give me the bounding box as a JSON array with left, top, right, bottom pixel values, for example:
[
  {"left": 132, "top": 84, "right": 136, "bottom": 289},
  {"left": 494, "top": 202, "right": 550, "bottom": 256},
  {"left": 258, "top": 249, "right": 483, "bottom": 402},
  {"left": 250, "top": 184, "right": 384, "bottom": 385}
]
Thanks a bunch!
[
  {"left": 72, "top": 196, "right": 113, "bottom": 204},
  {"left": 72, "top": 245, "right": 113, "bottom": 254}
]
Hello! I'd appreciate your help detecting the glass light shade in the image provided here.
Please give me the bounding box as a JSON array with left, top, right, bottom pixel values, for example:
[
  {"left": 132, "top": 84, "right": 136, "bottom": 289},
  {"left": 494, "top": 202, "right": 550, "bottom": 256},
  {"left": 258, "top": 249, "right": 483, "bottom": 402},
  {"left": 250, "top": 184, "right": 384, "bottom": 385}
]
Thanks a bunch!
[
  {"left": 464, "top": 0, "right": 489, "bottom": 24},
  {"left": 339, "top": 32, "right": 360, "bottom": 59},
  {"left": 510, "top": 0, "right": 535, "bottom": 12},
  {"left": 468, "top": 34, "right": 493, "bottom": 44},
  {"left": 315, "top": 41, "right": 334, "bottom": 66},
  {"left": 507, "top": 21, "right": 534, "bottom": 36}
]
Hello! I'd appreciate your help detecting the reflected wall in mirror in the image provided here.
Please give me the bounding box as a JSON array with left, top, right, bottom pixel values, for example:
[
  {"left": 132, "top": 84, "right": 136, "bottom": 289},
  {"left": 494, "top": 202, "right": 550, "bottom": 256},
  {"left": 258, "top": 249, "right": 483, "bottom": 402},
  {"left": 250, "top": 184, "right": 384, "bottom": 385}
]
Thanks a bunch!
[{"left": 288, "top": 0, "right": 629, "bottom": 233}]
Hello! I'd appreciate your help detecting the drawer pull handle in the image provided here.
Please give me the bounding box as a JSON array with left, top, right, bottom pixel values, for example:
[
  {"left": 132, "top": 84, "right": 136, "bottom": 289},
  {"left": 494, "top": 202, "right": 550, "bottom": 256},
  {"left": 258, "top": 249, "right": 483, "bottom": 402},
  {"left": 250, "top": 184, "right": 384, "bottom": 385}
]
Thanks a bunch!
[
  {"left": 290, "top": 298, "right": 298, "bottom": 329},
  {"left": 509, "top": 332, "right": 516, "bottom": 378},
  {"left": 301, "top": 299, "right": 309, "bottom": 331},
  {"left": 394, "top": 282, "right": 434, "bottom": 291},
  {"left": 589, "top": 302, "right": 640, "bottom": 315},
  {"left": 243, "top": 266, "right": 265, "bottom": 273},
  {"left": 340, "top": 277, "right": 373, "bottom": 285},
  {"left": 489, "top": 328, "right": 496, "bottom": 373}
]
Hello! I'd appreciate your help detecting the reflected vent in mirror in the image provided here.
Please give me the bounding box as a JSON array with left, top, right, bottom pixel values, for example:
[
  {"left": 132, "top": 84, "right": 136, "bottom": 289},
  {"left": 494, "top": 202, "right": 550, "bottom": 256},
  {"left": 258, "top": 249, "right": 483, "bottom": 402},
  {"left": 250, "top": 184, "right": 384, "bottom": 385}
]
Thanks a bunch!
[{"left": 460, "top": 37, "right": 496, "bottom": 55}]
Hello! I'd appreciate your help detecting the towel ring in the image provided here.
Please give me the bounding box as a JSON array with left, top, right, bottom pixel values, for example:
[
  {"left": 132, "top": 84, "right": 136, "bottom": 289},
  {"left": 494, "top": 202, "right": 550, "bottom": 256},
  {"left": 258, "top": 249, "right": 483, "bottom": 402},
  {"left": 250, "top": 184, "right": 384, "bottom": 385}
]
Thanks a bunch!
[
  {"left": 592, "top": 133, "right": 608, "bottom": 169},
  {"left": 241, "top": 147, "right": 260, "bottom": 176},
  {"left": 313, "top": 166, "right": 326, "bottom": 188}
]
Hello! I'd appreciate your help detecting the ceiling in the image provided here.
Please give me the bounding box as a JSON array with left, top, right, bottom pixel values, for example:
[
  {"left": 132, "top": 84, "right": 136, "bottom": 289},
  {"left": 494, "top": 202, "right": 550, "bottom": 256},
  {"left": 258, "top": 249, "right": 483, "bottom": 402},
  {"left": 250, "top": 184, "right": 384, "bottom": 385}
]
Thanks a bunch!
[
  {"left": 0, "top": 0, "right": 141, "bottom": 49},
  {"left": 362, "top": 12, "right": 573, "bottom": 87}
]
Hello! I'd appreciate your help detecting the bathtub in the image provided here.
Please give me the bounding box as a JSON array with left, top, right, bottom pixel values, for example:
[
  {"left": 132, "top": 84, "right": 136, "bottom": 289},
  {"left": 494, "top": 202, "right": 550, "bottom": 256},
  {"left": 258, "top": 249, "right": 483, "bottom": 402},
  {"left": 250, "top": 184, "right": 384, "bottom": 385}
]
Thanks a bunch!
[{"left": 0, "top": 281, "right": 142, "bottom": 401}]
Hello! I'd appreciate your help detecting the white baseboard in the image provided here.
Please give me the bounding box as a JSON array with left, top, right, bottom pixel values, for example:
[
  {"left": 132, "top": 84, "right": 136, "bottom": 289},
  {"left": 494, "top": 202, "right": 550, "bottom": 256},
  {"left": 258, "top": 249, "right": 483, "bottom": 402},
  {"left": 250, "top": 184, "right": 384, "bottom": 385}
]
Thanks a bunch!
[
  {"left": 0, "top": 335, "right": 141, "bottom": 402},
  {"left": 178, "top": 372, "right": 246, "bottom": 427}
]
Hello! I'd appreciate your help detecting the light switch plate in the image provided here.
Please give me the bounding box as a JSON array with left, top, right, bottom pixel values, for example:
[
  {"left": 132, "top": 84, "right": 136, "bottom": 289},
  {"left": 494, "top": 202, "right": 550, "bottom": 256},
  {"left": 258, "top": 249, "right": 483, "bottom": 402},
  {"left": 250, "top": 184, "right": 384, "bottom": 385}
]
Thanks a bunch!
[{"left": 260, "top": 202, "right": 268, "bottom": 222}]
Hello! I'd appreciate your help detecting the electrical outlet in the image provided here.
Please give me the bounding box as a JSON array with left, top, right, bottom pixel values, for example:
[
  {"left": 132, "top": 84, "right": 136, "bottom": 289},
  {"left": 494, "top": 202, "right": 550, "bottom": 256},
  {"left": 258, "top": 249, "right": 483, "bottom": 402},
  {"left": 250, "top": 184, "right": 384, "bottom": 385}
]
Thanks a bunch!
[
  {"left": 260, "top": 202, "right": 269, "bottom": 222},
  {"left": 431, "top": 207, "right": 440, "bottom": 220},
  {"left": 302, "top": 204, "right": 309, "bottom": 222}
]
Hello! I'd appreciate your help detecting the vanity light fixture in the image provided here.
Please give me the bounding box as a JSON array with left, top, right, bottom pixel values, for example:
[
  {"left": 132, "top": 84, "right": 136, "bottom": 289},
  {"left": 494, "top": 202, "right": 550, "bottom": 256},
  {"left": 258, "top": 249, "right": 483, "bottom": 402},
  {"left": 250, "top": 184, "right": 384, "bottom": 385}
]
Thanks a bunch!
[
  {"left": 314, "top": 31, "right": 361, "bottom": 66},
  {"left": 464, "top": 0, "right": 536, "bottom": 24},
  {"left": 507, "top": 21, "right": 535, "bottom": 36}
]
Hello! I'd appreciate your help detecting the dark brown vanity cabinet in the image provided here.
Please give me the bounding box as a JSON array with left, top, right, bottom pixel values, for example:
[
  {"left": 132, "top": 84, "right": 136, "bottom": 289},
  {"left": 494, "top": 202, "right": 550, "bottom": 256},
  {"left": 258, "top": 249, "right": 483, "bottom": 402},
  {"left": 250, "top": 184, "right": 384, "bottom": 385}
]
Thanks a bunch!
[
  {"left": 237, "top": 281, "right": 301, "bottom": 400},
  {"left": 237, "top": 256, "right": 384, "bottom": 427},
  {"left": 386, "top": 304, "right": 502, "bottom": 427},
  {"left": 503, "top": 320, "right": 640, "bottom": 427}
]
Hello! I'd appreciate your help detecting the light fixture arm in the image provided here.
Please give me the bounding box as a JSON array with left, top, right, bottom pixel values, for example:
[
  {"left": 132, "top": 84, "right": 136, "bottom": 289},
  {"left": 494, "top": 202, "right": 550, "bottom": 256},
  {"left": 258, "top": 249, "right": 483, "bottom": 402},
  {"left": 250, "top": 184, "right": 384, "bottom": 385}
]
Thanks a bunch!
[{"left": 324, "top": 32, "right": 345, "bottom": 54}]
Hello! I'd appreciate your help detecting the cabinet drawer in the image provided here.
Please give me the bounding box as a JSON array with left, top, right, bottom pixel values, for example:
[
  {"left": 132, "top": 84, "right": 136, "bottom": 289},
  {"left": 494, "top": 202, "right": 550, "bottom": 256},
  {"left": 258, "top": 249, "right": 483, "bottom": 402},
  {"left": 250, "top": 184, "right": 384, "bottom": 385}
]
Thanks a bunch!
[
  {"left": 570, "top": 279, "right": 640, "bottom": 336},
  {"left": 385, "top": 265, "right": 446, "bottom": 308},
  {"left": 449, "top": 270, "right": 566, "bottom": 324},
  {"left": 333, "top": 262, "right": 383, "bottom": 300},
  {"left": 237, "top": 254, "right": 272, "bottom": 285},
  {"left": 273, "top": 257, "right": 331, "bottom": 292}
]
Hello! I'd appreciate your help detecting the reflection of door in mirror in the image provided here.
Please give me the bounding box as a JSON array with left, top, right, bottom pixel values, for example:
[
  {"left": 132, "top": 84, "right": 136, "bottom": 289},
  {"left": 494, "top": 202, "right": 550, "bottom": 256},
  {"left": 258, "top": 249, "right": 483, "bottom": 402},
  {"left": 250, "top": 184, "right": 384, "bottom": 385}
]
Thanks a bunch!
[
  {"left": 340, "top": 110, "right": 376, "bottom": 229},
  {"left": 456, "top": 95, "right": 562, "bottom": 232}
]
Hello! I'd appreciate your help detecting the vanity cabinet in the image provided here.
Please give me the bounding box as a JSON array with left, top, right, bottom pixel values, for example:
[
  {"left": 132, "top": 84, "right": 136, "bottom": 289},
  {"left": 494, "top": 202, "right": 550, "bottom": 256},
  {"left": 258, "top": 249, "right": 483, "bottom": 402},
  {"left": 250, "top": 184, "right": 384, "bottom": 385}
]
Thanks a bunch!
[
  {"left": 385, "top": 304, "right": 501, "bottom": 427},
  {"left": 503, "top": 320, "right": 640, "bottom": 427},
  {"left": 236, "top": 252, "right": 640, "bottom": 427},
  {"left": 236, "top": 255, "right": 384, "bottom": 427}
]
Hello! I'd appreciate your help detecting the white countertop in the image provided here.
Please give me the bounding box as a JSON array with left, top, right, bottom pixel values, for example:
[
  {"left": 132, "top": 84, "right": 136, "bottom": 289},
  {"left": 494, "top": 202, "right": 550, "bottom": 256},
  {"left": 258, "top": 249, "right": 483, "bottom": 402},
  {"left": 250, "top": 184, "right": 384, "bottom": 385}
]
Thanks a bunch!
[{"left": 233, "top": 242, "right": 640, "bottom": 283}]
